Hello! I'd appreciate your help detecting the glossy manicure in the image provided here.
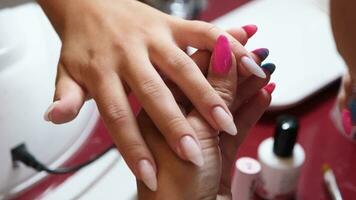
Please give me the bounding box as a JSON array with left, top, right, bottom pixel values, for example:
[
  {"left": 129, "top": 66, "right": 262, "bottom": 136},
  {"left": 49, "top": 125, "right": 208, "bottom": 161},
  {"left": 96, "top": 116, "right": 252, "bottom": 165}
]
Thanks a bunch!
[
  {"left": 212, "top": 106, "right": 237, "bottom": 135},
  {"left": 261, "top": 63, "right": 276, "bottom": 74},
  {"left": 213, "top": 35, "right": 232, "bottom": 74},
  {"left": 253, "top": 48, "right": 269, "bottom": 61},
  {"left": 342, "top": 109, "right": 352, "bottom": 136},
  {"left": 242, "top": 24, "right": 258, "bottom": 38},
  {"left": 44, "top": 100, "right": 60, "bottom": 121},
  {"left": 138, "top": 160, "right": 157, "bottom": 191},
  {"left": 241, "top": 56, "right": 266, "bottom": 78},
  {"left": 180, "top": 135, "right": 204, "bottom": 167},
  {"left": 264, "top": 83, "right": 276, "bottom": 94}
]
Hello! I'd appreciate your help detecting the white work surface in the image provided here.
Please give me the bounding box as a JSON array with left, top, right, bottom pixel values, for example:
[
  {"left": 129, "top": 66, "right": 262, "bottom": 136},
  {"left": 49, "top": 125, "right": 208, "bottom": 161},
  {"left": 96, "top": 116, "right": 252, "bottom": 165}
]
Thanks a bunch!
[
  {"left": 213, "top": 0, "right": 345, "bottom": 109},
  {"left": 42, "top": 150, "right": 137, "bottom": 200}
]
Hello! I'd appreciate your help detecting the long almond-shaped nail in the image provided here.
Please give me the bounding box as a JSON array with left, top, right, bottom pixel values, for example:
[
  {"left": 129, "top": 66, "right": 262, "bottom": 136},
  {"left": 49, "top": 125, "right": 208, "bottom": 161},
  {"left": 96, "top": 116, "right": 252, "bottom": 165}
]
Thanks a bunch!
[
  {"left": 180, "top": 135, "right": 204, "bottom": 167},
  {"left": 44, "top": 100, "right": 60, "bottom": 121},
  {"left": 261, "top": 63, "right": 276, "bottom": 74},
  {"left": 263, "top": 83, "right": 276, "bottom": 94},
  {"left": 212, "top": 106, "right": 237, "bottom": 135},
  {"left": 242, "top": 24, "right": 258, "bottom": 38},
  {"left": 241, "top": 56, "right": 266, "bottom": 78},
  {"left": 213, "top": 35, "right": 232, "bottom": 74},
  {"left": 137, "top": 159, "right": 157, "bottom": 191},
  {"left": 252, "top": 48, "right": 269, "bottom": 61},
  {"left": 342, "top": 109, "right": 352, "bottom": 136}
]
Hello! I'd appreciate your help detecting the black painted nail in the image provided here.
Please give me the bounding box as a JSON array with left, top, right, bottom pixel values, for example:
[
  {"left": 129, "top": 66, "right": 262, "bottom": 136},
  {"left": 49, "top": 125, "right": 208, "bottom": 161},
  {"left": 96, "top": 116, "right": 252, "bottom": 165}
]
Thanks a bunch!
[{"left": 261, "top": 63, "right": 276, "bottom": 74}]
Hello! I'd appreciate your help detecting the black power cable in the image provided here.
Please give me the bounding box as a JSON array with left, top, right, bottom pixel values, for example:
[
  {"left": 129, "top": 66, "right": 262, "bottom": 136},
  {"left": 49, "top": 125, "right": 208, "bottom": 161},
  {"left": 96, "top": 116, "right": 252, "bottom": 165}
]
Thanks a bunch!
[{"left": 11, "top": 143, "right": 115, "bottom": 174}]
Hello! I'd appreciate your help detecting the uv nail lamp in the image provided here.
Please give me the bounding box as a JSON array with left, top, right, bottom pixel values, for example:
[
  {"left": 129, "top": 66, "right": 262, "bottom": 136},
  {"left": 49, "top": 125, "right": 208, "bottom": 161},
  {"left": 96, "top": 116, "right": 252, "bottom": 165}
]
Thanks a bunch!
[
  {"left": 213, "top": 0, "right": 345, "bottom": 110},
  {"left": 0, "top": 2, "right": 98, "bottom": 198}
]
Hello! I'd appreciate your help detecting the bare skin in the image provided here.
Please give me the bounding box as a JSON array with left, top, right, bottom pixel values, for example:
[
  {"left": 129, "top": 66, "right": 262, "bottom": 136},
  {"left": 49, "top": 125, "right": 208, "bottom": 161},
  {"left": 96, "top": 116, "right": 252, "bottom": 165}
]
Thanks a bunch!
[
  {"left": 36, "top": 0, "right": 264, "bottom": 188},
  {"left": 136, "top": 30, "right": 272, "bottom": 199}
]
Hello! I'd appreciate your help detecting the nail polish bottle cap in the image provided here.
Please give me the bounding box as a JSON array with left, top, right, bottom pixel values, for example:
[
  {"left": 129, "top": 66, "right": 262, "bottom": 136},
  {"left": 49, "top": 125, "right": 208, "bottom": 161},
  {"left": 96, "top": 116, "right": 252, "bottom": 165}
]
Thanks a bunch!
[{"left": 273, "top": 115, "right": 299, "bottom": 158}]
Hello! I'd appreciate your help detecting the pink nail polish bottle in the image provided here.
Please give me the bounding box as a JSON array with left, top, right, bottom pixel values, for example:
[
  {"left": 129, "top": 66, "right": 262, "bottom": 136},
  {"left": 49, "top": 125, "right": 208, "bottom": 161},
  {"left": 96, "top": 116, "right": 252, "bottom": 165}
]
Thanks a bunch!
[{"left": 231, "top": 157, "right": 261, "bottom": 200}]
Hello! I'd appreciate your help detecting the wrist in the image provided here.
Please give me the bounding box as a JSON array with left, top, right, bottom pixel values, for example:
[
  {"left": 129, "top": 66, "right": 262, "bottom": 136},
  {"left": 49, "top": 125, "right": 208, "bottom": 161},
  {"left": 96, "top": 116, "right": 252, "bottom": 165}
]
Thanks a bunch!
[{"left": 36, "top": 0, "right": 74, "bottom": 35}]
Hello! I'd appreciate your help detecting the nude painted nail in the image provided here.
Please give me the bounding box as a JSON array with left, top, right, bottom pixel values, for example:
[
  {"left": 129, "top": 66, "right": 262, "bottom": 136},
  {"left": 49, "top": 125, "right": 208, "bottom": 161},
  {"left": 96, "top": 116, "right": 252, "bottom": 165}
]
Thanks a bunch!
[
  {"left": 44, "top": 100, "right": 60, "bottom": 121},
  {"left": 213, "top": 35, "right": 232, "bottom": 74},
  {"left": 137, "top": 159, "right": 157, "bottom": 191},
  {"left": 212, "top": 106, "right": 237, "bottom": 135},
  {"left": 180, "top": 135, "right": 204, "bottom": 167},
  {"left": 263, "top": 83, "right": 276, "bottom": 94},
  {"left": 241, "top": 56, "right": 266, "bottom": 79},
  {"left": 252, "top": 48, "right": 269, "bottom": 61},
  {"left": 342, "top": 109, "right": 352, "bottom": 136},
  {"left": 242, "top": 24, "right": 258, "bottom": 38}
]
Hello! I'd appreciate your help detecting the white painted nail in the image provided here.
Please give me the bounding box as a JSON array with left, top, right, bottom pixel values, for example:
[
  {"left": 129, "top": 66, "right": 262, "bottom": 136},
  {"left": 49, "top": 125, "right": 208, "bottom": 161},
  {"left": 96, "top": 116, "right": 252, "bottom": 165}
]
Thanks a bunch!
[
  {"left": 180, "top": 135, "right": 204, "bottom": 167},
  {"left": 43, "top": 100, "right": 60, "bottom": 121},
  {"left": 212, "top": 106, "right": 237, "bottom": 135},
  {"left": 137, "top": 160, "right": 157, "bottom": 192},
  {"left": 241, "top": 56, "right": 266, "bottom": 78}
]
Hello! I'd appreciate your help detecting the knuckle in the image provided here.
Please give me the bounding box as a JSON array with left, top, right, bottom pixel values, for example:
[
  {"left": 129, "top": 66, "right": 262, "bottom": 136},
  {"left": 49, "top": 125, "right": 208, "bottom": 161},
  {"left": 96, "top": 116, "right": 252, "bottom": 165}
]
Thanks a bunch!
[
  {"left": 139, "top": 78, "right": 165, "bottom": 99},
  {"left": 164, "top": 116, "right": 187, "bottom": 135},
  {"left": 102, "top": 104, "right": 130, "bottom": 125},
  {"left": 213, "top": 85, "right": 234, "bottom": 106},
  {"left": 168, "top": 54, "right": 192, "bottom": 74},
  {"left": 119, "top": 141, "right": 146, "bottom": 159},
  {"left": 200, "top": 89, "right": 217, "bottom": 103},
  {"left": 197, "top": 22, "right": 221, "bottom": 38}
]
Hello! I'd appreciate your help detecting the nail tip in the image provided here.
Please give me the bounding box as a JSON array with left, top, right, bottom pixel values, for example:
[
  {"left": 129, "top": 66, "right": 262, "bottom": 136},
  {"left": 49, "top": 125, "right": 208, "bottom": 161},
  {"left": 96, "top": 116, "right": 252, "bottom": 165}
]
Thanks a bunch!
[
  {"left": 264, "top": 83, "right": 276, "bottom": 94},
  {"left": 253, "top": 48, "right": 269, "bottom": 61},
  {"left": 193, "top": 157, "right": 205, "bottom": 167},
  {"left": 261, "top": 63, "right": 276, "bottom": 74},
  {"left": 242, "top": 24, "right": 258, "bottom": 38}
]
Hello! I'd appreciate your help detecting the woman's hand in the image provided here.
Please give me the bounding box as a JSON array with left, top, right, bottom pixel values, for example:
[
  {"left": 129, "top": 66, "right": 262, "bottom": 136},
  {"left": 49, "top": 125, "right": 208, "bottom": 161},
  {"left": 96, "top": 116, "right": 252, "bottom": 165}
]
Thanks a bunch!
[
  {"left": 136, "top": 31, "right": 275, "bottom": 199},
  {"left": 37, "top": 0, "right": 268, "bottom": 190}
]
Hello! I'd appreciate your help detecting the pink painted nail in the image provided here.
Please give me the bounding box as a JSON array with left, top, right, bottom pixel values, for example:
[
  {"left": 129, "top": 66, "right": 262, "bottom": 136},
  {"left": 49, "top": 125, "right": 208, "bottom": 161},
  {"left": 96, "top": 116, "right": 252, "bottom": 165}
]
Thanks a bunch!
[
  {"left": 212, "top": 35, "right": 232, "bottom": 75},
  {"left": 342, "top": 109, "right": 352, "bottom": 136},
  {"left": 263, "top": 83, "right": 276, "bottom": 94},
  {"left": 242, "top": 24, "right": 258, "bottom": 38}
]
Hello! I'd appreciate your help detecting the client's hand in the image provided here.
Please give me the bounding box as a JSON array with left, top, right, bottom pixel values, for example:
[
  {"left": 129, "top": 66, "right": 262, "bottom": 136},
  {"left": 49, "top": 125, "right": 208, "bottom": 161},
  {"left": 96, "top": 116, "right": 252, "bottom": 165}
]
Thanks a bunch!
[{"left": 136, "top": 30, "right": 275, "bottom": 199}]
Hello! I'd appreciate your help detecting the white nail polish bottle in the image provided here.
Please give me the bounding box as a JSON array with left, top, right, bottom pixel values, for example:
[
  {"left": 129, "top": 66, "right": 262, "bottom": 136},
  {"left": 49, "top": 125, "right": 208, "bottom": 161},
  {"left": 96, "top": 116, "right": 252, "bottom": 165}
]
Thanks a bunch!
[{"left": 256, "top": 115, "right": 305, "bottom": 199}]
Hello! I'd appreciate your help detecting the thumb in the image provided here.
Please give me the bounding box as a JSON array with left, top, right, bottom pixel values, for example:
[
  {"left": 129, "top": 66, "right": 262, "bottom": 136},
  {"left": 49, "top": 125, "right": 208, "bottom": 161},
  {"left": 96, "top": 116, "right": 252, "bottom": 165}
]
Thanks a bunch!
[
  {"left": 208, "top": 35, "right": 237, "bottom": 109},
  {"left": 44, "top": 62, "right": 87, "bottom": 124}
]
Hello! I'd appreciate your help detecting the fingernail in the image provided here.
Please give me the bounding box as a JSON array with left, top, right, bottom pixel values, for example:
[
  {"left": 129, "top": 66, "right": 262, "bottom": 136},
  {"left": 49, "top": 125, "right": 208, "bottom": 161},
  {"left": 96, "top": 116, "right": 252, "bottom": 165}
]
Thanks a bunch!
[
  {"left": 211, "top": 106, "right": 237, "bottom": 135},
  {"left": 242, "top": 24, "right": 258, "bottom": 38},
  {"left": 261, "top": 63, "right": 276, "bottom": 74},
  {"left": 263, "top": 83, "right": 276, "bottom": 94},
  {"left": 348, "top": 99, "right": 356, "bottom": 124},
  {"left": 44, "top": 100, "right": 60, "bottom": 121},
  {"left": 180, "top": 135, "right": 204, "bottom": 167},
  {"left": 213, "top": 35, "right": 232, "bottom": 74},
  {"left": 342, "top": 109, "right": 352, "bottom": 136},
  {"left": 252, "top": 48, "right": 269, "bottom": 61},
  {"left": 240, "top": 56, "right": 266, "bottom": 78},
  {"left": 137, "top": 159, "right": 157, "bottom": 191}
]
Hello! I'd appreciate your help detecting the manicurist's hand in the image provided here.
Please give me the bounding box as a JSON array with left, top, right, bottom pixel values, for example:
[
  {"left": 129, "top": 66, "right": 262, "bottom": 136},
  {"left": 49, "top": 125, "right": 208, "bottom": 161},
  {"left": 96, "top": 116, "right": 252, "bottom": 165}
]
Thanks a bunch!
[
  {"left": 37, "top": 0, "right": 266, "bottom": 191},
  {"left": 136, "top": 31, "right": 275, "bottom": 199},
  {"left": 331, "top": 0, "right": 356, "bottom": 137}
]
